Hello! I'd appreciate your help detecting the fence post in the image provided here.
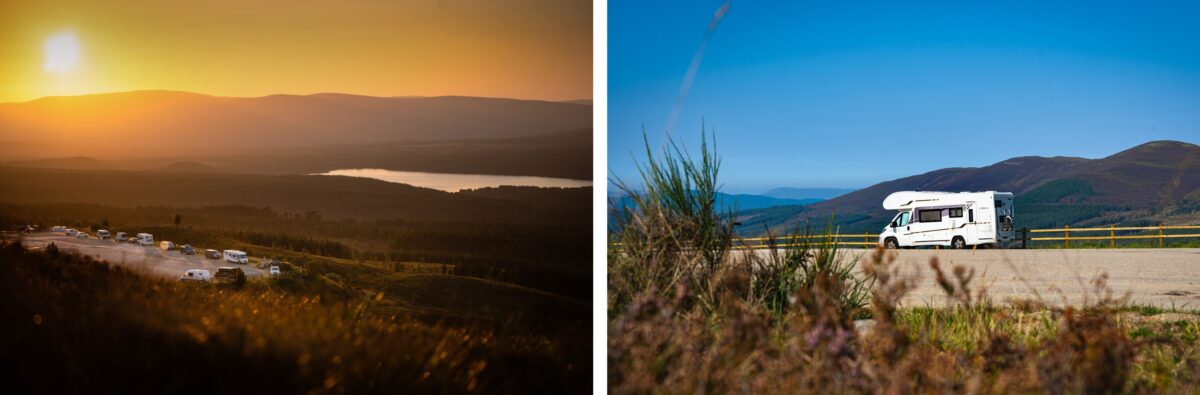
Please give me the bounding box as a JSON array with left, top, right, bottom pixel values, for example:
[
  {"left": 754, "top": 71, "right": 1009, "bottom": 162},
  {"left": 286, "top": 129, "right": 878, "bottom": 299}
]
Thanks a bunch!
[
  {"left": 1110, "top": 224, "right": 1116, "bottom": 248},
  {"left": 1021, "top": 227, "right": 1029, "bottom": 249},
  {"left": 1064, "top": 224, "right": 1070, "bottom": 248},
  {"left": 865, "top": 234, "right": 870, "bottom": 248},
  {"left": 1160, "top": 223, "right": 1165, "bottom": 248}
]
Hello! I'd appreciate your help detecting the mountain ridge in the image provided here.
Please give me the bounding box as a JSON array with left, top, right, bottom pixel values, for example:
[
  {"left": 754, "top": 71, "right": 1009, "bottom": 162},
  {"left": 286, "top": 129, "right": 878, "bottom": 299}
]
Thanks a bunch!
[{"left": 737, "top": 140, "right": 1200, "bottom": 234}]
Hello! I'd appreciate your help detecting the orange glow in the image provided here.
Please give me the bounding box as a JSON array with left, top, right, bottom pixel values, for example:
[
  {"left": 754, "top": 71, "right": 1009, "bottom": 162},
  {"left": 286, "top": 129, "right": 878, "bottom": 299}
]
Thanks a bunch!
[{"left": 0, "top": 0, "right": 592, "bottom": 103}]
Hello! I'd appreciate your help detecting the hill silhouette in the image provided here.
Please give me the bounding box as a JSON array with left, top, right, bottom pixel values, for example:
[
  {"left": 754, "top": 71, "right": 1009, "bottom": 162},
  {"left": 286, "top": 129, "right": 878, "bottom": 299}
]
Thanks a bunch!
[
  {"left": 6, "top": 156, "right": 109, "bottom": 170},
  {"left": 738, "top": 140, "right": 1200, "bottom": 233},
  {"left": 156, "top": 161, "right": 217, "bottom": 173},
  {"left": 0, "top": 91, "right": 591, "bottom": 160}
]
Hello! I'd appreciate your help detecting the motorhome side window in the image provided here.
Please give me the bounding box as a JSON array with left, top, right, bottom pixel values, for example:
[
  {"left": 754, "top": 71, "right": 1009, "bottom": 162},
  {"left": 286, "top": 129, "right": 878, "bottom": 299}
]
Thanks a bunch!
[
  {"left": 948, "top": 208, "right": 963, "bottom": 218},
  {"left": 918, "top": 209, "right": 941, "bottom": 222}
]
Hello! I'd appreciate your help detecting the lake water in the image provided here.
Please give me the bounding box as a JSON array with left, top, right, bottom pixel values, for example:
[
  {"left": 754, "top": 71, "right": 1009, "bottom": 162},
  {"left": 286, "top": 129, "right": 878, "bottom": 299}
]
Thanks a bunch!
[{"left": 316, "top": 168, "right": 592, "bottom": 192}]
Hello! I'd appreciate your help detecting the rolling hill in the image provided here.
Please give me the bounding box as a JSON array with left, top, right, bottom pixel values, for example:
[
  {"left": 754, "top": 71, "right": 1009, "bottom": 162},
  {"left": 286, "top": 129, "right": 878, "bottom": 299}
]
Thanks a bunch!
[
  {"left": 0, "top": 90, "right": 592, "bottom": 161},
  {"left": 0, "top": 166, "right": 589, "bottom": 223},
  {"left": 761, "top": 187, "right": 857, "bottom": 200},
  {"left": 737, "top": 140, "right": 1200, "bottom": 234}
]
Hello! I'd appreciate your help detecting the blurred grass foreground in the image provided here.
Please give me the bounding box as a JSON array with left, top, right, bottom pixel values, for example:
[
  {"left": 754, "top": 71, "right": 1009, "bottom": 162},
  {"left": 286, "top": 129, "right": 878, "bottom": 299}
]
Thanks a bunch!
[
  {"left": 0, "top": 240, "right": 584, "bottom": 394},
  {"left": 608, "top": 129, "right": 1200, "bottom": 394}
]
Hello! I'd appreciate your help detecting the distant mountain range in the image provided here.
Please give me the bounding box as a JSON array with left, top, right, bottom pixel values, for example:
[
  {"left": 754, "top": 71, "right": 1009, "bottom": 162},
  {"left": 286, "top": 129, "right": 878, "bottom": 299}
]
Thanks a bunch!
[
  {"left": 611, "top": 192, "right": 823, "bottom": 214},
  {"left": 760, "top": 187, "right": 856, "bottom": 200},
  {"left": 0, "top": 90, "right": 591, "bottom": 160},
  {"left": 0, "top": 91, "right": 592, "bottom": 179},
  {"left": 736, "top": 140, "right": 1200, "bottom": 234}
]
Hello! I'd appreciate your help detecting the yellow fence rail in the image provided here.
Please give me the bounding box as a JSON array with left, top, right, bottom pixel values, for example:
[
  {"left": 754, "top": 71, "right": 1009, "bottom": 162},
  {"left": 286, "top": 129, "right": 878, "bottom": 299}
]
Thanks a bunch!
[
  {"left": 610, "top": 224, "right": 1200, "bottom": 250},
  {"left": 1026, "top": 224, "right": 1200, "bottom": 248}
]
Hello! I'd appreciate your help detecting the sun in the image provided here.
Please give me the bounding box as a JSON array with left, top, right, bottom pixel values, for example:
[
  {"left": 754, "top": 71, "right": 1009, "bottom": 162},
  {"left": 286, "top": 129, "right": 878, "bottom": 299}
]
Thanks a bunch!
[{"left": 44, "top": 32, "right": 81, "bottom": 75}]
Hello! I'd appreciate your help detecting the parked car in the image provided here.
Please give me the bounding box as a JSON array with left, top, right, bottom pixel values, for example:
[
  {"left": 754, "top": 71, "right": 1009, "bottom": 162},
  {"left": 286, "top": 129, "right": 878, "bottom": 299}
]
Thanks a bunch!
[
  {"left": 204, "top": 249, "right": 221, "bottom": 259},
  {"left": 179, "top": 245, "right": 195, "bottom": 255},
  {"left": 115, "top": 232, "right": 128, "bottom": 242},
  {"left": 75, "top": 232, "right": 89, "bottom": 239},
  {"left": 66, "top": 229, "right": 78, "bottom": 237},
  {"left": 97, "top": 230, "right": 111, "bottom": 239},
  {"left": 51, "top": 226, "right": 66, "bottom": 233},
  {"left": 269, "top": 265, "right": 281, "bottom": 276},
  {"left": 214, "top": 267, "right": 246, "bottom": 284},
  {"left": 159, "top": 241, "right": 176, "bottom": 250},
  {"left": 180, "top": 269, "right": 211, "bottom": 282}
]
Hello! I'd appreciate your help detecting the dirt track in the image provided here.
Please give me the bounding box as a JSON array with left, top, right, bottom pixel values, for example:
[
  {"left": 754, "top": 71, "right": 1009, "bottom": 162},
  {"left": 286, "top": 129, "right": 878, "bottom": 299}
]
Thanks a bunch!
[
  {"left": 16, "top": 233, "right": 267, "bottom": 279},
  {"left": 747, "top": 248, "right": 1200, "bottom": 308}
]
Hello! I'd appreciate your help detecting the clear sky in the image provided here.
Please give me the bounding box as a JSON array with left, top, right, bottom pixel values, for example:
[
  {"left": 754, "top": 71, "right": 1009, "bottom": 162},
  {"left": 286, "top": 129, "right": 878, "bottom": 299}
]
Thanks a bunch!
[
  {"left": 608, "top": 1, "right": 1200, "bottom": 194},
  {"left": 0, "top": 0, "right": 591, "bottom": 103}
]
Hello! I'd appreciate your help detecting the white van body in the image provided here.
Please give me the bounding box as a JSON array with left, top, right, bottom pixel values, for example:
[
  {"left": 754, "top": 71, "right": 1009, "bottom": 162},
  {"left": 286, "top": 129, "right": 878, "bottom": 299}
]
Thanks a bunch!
[
  {"left": 181, "top": 269, "right": 212, "bottom": 282},
  {"left": 159, "top": 241, "right": 176, "bottom": 250},
  {"left": 878, "top": 191, "right": 1015, "bottom": 249},
  {"left": 97, "top": 230, "right": 111, "bottom": 239},
  {"left": 137, "top": 233, "right": 154, "bottom": 246},
  {"left": 269, "top": 265, "right": 280, "bottom": 276},
  {"left": 115, "top": 232, "right": 128, "bottom": 242},
  {"left": 223, "top": 249, "right": 248, "bottom": 264}
]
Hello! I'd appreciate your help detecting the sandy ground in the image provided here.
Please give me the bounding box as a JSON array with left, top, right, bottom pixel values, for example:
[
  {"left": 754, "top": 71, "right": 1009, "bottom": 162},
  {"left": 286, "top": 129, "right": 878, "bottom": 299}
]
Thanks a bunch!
[
  {"left": 15, "top": 233, "right": 267, "bottom": 280},
  {"left": 744, "top": 248, "right": 1200, "bottom": 308}
]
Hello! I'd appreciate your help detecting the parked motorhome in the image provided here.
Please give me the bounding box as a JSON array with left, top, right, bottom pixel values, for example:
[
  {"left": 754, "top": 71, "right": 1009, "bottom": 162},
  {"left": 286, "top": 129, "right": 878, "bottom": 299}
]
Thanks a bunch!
[
  {"left": 97, "top": 230, "right": 111, "bottom": 239},
  {"left": 115, "top": 232, "right": 128, "bottom": 242},
  {"left": 159, "top": 241, "right": 176, "bottom": 250},
  {"left": 223, "top": 250, "right": 248, "bottom": 264},
  {"left": 136, "top": 233, "right": 154, "bottom": 246},
  {"left": 878, "top": 191, "right": 1015, "bottom": 249},
  {"left": 181, "top": 269, "right": 211, "bottom": 282}
]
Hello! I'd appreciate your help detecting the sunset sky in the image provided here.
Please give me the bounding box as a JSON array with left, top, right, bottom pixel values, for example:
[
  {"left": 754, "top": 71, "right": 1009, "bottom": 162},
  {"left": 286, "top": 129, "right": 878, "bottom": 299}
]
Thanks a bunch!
[{"left": 0, "top": 0, "right": 591, "bottom": 103}]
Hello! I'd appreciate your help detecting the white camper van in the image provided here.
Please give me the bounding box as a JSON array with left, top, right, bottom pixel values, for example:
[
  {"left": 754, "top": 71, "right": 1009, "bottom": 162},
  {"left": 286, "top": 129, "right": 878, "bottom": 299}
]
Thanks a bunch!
[
  {"left": 878, "top": 191, "right": 1015, "bottom": 249},
  {"left": 136, "top": 233, "right": 154, "bottom": 246},
  {"left": 223, "top": 249, "right": 249, "bottom": 264},
  {"left": 97, "top": 230, "right": 111, "bottom": 239}
]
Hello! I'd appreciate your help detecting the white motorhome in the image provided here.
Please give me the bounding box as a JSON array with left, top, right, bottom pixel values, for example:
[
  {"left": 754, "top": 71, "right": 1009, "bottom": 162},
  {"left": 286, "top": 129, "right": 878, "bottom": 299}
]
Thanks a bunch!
[
  {"left": 181, "top": 269, "right": 212, "bottom": 282},
  {"left": 223, "top": 249, "right": 248, "bottom": 264},
  {"left": 878, "top": 191, "right": 1015, "bottom": 249},
  {"left": 97, "top": 230, "right": 111, "bottom": 239},
  {"left": 115, "top": 232, "right": 128, "bottom": 242},
  {"left": 136, "top": 233, "right": 154, "bottom": 246}
]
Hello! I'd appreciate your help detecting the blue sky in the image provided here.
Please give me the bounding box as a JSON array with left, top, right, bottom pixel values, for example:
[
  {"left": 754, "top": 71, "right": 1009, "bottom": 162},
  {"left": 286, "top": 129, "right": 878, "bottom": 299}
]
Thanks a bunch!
[{"left": 608, "top": 1, "right": 1200, "bottom": 194}]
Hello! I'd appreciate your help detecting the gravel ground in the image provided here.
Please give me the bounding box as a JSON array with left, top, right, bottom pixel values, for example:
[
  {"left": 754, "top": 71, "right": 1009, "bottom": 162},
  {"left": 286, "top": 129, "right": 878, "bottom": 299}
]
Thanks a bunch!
[
  {"left": 747, "top": 248, "right": 1200, "bottom": 308},
  {"left": 15, "top": 233, "right": 267, "bottom": 280}
]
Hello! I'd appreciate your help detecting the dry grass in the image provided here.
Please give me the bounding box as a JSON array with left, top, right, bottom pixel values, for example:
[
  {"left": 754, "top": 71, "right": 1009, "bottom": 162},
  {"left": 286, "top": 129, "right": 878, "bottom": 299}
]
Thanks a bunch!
[
  {"left": 608, "top": 130, "right": 1200, "bottom": 394},
  {"left": 0, "top": 241, "right": 587, "bottom": 394}
]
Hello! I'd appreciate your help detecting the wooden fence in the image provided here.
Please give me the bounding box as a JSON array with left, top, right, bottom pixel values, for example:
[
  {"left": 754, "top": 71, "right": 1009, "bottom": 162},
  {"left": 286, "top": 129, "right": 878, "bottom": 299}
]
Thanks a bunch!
[
  {"left": 611, "top": 224, "right": 1200, "bottom": 250},
  {"left": 1023, "top": 224, "right": 1200, "bottom": 248}
]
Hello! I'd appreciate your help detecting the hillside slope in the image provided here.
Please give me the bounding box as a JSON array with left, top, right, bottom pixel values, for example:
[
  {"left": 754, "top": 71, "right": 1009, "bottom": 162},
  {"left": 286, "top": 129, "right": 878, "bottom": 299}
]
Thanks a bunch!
[
  {"left": 739, "top": 140, "right": 1200, "bottom": 234},
  {"left": 0, "top": 166, "right": 590, "bottom": 223},
  {"left": 0, "top": 91, "right": 592, "bottom": 160}
]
